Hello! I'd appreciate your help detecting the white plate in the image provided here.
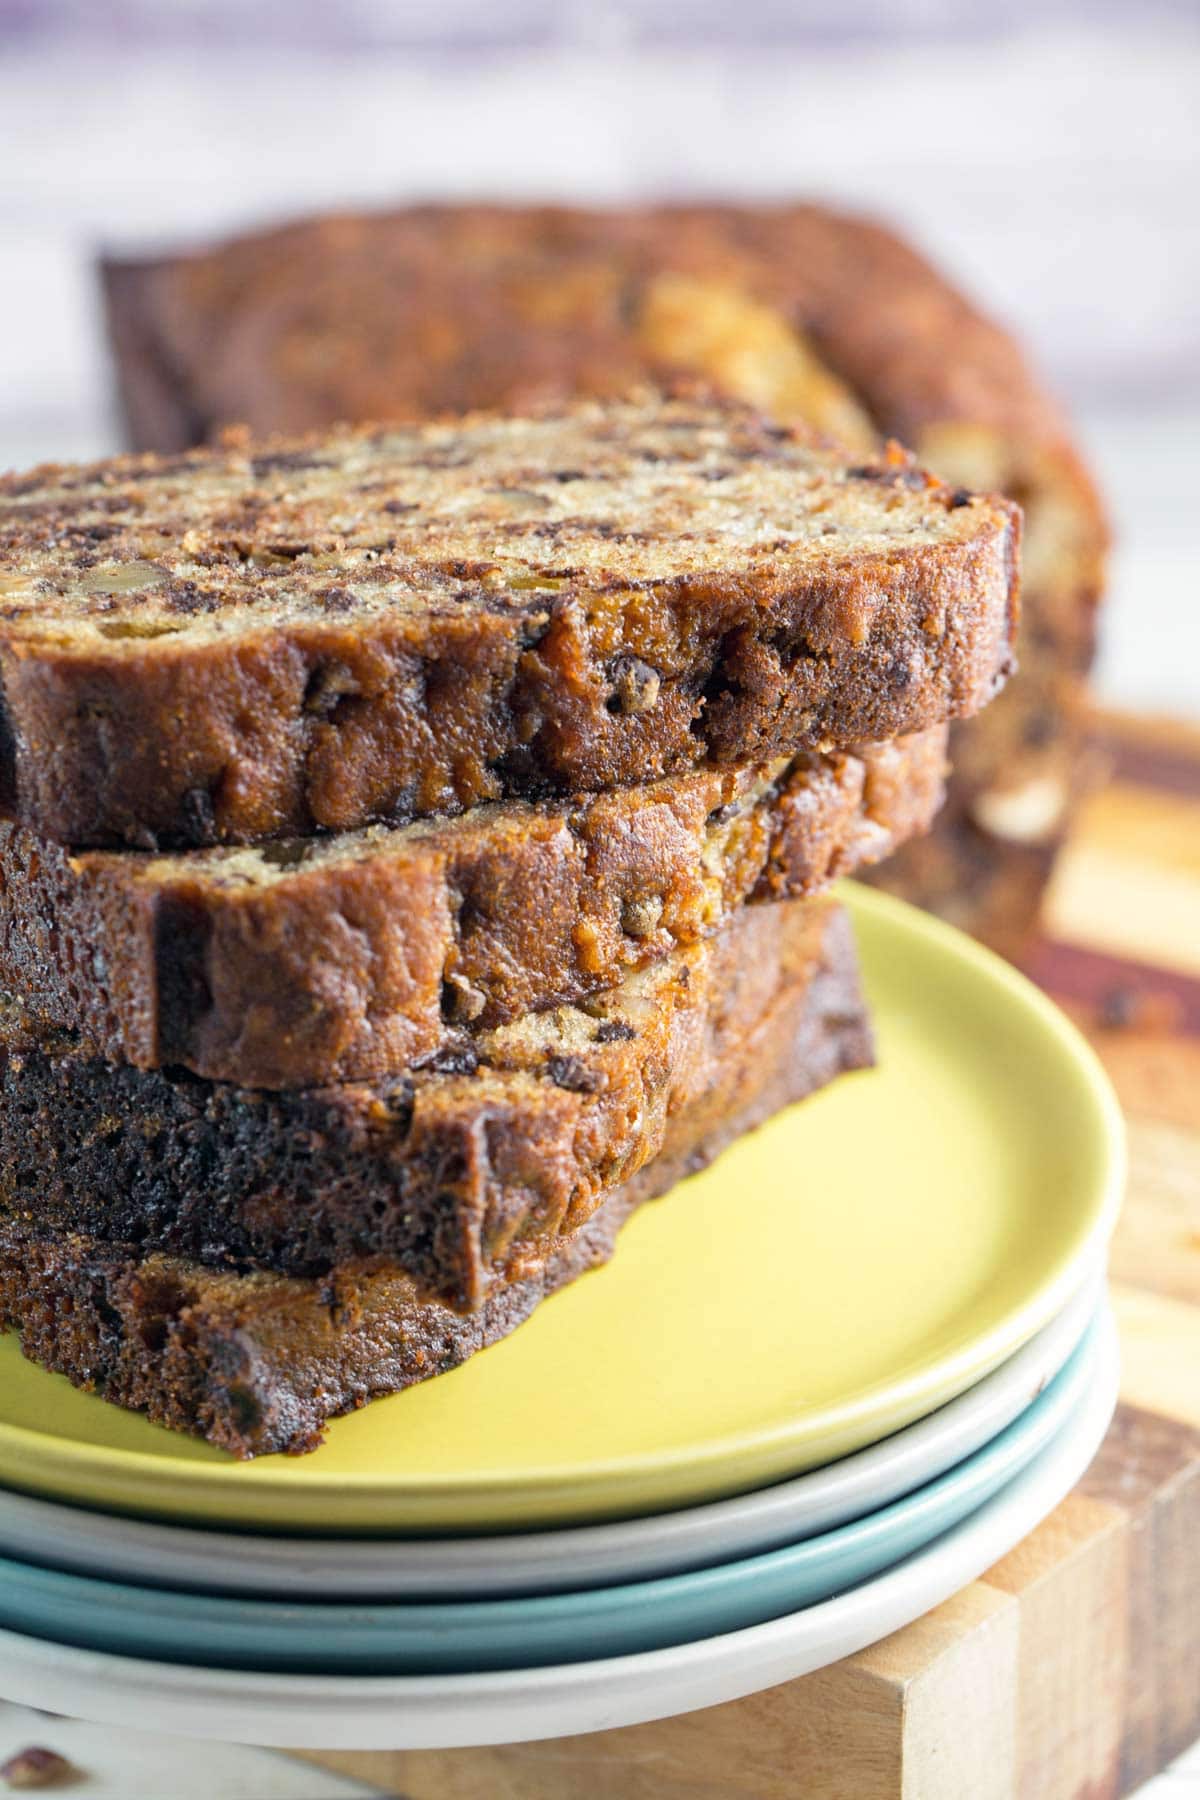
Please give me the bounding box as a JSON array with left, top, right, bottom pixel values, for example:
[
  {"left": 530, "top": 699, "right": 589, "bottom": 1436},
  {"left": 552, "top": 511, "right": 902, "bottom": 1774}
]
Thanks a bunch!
[
  {"left": 0, "top": 1309, "right": 1118, "bottom": 1750},
  {"left": 0, "top": 1272, "right": 1101, "bottom": 1600}
]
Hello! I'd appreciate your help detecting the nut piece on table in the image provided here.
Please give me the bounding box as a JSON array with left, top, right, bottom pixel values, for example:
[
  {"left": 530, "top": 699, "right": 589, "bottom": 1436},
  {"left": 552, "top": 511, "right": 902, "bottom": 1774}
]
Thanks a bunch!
[{"left": 0, "top": 1746, "right": 79, "bottom": 1790}]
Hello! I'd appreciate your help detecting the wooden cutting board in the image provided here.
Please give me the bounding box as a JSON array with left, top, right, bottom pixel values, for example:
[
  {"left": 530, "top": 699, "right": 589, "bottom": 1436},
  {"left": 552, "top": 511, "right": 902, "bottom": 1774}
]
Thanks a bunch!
[{"left": 297, "top": 708, "right": 1200, "bottom": 1800}]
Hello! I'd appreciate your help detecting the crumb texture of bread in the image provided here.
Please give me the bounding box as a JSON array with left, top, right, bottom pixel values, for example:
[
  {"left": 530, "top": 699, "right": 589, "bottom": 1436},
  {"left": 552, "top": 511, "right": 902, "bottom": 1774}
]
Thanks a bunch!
[
  {"left": 0, "top": 726, "right": 942, "bottom": 1086},
  {"left": 0, "top": 897, "right": 855, "bottom": 1311},
  {"left": 0, "top": 899, "right": 871, "bottom": 1456},
  {"left": 0, "top": 395, "right": 1016, "bottom": 848}
]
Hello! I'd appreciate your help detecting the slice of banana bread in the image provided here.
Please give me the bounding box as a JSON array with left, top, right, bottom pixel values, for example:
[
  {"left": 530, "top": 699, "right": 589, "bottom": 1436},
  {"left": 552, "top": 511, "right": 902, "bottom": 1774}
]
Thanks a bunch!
[
  {"left": 0, "top": 896, "right": 858, "bottom": 1311},
  {"left": 102, "top": 201, "right": 1105, "bottom": 951},
  {"left": 0, "top": 395, "right": 1016, "bottom": 850},
  {"left": 0, "top": 895, "right": 870, "bottom": 1455},
  {"left": 0, "top": 727, "right": 940, "bottom": 1088}
]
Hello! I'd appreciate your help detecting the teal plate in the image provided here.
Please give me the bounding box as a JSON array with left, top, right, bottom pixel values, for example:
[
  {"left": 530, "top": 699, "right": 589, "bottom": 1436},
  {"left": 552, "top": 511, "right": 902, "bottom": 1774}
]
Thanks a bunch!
[{"left": 0, "top": 1311, "right": 1104, "bottom": 1676}]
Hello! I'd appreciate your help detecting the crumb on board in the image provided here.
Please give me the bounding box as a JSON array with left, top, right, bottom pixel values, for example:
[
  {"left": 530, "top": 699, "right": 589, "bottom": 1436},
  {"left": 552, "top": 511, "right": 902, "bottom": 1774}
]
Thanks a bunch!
[{"left": 0, "top": 1746, "right": 79, "bottom": 1790}]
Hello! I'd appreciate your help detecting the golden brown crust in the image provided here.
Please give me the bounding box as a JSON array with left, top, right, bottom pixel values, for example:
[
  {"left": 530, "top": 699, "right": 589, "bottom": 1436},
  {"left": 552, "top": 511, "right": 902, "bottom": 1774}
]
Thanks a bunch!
[
  {"left": 0, "top": 899, "right": 871, "bottom": 1456},
  {"left": 0, "top": 727, "right": 942, "bottom": 1087},
  {"left": 0, "top": 395, "right": 1016, "bottom": 849}
]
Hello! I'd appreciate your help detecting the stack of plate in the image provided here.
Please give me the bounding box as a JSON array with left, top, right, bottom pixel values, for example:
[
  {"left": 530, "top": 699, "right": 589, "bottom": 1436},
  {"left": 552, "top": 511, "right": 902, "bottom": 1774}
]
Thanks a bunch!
[{"left": 0, "top": 890, "right": 1124, "bottom": 1751}]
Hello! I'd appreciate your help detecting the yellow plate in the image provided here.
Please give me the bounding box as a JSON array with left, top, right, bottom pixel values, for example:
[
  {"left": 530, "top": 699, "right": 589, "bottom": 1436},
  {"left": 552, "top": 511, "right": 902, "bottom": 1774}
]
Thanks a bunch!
[{"left": 0, "top": 886, "right": 1124, "bottom": 1533}]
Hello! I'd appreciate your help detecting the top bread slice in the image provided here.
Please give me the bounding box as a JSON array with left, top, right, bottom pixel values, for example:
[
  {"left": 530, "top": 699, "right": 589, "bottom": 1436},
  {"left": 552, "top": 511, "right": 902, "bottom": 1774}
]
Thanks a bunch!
[{"left": 0, "top": 394, "right": 1018, "bottom": 849}]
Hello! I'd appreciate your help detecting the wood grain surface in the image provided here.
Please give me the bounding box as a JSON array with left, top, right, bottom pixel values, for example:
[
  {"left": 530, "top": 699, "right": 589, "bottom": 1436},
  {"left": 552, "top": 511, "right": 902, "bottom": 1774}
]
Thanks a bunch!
[{"left": 299, "top": 708, "right": 1200, "bottom": 1799}]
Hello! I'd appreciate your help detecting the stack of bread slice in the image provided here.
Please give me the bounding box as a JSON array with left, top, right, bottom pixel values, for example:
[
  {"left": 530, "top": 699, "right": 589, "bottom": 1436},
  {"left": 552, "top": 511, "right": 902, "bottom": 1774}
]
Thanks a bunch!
[{"left": 0, "top": 395, "right": 1019, "bottom": 1454}]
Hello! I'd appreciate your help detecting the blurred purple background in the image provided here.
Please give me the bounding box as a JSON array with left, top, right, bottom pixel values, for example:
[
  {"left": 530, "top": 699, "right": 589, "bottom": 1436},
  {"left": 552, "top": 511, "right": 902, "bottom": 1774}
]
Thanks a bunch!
[{"left": 1, "top": 0, "right": 1198, "bottom": 712}]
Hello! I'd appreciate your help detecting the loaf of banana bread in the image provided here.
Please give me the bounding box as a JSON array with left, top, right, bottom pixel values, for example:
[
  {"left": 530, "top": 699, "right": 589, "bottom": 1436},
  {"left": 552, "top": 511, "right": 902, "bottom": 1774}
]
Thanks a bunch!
[
  {"left": 102, "top": 201, "right": 1106, "bottom": 949},
  {"left": 0, "top": 896, "right": 871, "bottom": 1454}
]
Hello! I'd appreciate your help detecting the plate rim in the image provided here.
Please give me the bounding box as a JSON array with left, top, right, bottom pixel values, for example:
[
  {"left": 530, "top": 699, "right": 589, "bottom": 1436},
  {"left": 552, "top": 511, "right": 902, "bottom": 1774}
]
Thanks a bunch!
[
  {"left": 0, "top": 884, "right": 1126, "bottom": 1529},
  {"left": 0, "top": 1306, "right": 1105, "bottom": 1661},
  {"left": 0, "top": 1312, "right": 1120, "bottom": 1749},
  {"left": 0, "top": 1268, "right": 1104, "bottom": 1597}
]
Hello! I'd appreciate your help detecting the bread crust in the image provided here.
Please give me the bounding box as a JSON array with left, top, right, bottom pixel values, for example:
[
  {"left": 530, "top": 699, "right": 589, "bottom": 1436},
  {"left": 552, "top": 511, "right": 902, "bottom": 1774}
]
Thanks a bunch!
[
  {"left": 0, "top": 728, "right": 941, "bottom": 1087},
  {"left": 0, "top": 899, "right": 870, "bottom": 1456},
  {"left": 0, "top": 897, "right": 858, "bottom": 1310},
  {"left": 0, "top": 397, "right": 1016, "bottom": 849}
]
